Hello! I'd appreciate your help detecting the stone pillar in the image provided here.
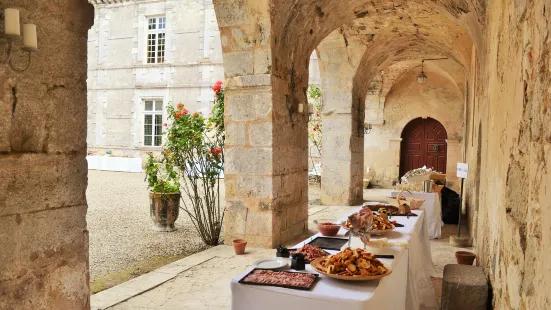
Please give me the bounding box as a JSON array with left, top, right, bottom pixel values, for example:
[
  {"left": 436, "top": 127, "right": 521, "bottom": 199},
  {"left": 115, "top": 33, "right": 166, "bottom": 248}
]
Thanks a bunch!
[
  {"left": 215, "top": 0, "right": 307, "bottom": 248},
  {"left": 445, "top": 139, "right": 462, "bottom": 191},
  {"left": 388, "top": 138, "right": 403, "bottom": 184},
  {"left": 0, "top": 1, "right": 94, "bottom": 309},
  {"left": 317, "top": 32, "right": 365, "bottom": 205}
]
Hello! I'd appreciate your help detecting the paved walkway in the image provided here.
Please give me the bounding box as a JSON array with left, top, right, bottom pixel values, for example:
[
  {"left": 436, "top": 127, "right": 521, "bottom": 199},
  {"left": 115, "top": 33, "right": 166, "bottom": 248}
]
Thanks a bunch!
[{"left": 91, "top": 189, "right": 473, "bottom": 310}]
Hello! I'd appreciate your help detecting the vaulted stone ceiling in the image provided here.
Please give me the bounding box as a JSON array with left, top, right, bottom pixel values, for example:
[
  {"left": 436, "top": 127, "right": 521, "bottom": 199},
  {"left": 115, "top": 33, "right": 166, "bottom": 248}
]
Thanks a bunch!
[{"left": 271, "top": 0, "right": 483, "bottom": 83}]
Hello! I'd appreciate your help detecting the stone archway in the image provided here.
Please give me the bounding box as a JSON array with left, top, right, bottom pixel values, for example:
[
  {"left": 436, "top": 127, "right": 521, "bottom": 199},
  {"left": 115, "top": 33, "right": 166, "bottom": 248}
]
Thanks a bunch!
[{"left": 399, "top": 117, "right": 448, "bottom": 177}]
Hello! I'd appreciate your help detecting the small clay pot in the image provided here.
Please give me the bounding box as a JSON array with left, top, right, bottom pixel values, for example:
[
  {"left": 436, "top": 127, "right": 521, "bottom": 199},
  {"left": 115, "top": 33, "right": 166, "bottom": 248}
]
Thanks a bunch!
[
  {"left": 455, "top": 251, "right": 476, "bottom": 265},
  {"left": 232, "top": 239, "right": 247, "bottom": 255}
]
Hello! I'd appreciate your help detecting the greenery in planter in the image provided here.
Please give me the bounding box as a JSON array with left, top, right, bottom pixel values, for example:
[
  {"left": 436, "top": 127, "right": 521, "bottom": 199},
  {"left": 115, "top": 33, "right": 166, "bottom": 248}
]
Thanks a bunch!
[
  {"left": 163, "top": 80, "right": 225, "bottom": 245},
  {"left": 145, "top": 150, "right": 180, "bottom": 193}
]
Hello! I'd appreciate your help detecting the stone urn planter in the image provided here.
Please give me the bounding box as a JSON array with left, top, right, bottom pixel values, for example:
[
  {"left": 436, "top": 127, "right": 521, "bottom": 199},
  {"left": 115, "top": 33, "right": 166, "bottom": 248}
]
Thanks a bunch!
[
  {"left": 149, "top": 192, "right": 180, "bottom": 232},
  {"left": 455, "top": 251, "right": 476, "bottom": 265}
]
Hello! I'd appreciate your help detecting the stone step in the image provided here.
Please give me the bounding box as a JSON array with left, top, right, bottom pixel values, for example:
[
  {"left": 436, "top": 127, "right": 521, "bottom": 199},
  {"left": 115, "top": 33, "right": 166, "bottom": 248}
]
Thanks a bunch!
[{"left": 441, "top": 264, "right": 488, "bottom": 310}]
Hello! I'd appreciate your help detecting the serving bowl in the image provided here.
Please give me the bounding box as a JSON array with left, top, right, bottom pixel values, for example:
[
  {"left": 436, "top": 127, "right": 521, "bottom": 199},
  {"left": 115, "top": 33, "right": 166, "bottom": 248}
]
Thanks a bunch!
[{"left": 313, "top": 219, "right": 341, "bottom": 236}]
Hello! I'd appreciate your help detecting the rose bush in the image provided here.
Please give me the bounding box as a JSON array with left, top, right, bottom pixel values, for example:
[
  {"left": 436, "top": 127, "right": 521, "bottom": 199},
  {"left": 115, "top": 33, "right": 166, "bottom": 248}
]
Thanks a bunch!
[{"left": 163, "top": 81, "right": 225, "bottom": 245}]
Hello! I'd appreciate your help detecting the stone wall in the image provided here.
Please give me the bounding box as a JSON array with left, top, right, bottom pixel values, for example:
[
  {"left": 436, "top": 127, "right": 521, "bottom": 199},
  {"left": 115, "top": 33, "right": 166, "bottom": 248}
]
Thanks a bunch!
[
  {"left": 365, "top": 65, "right": 464, "bottom": 189},
  {"left": 0, "top": 0, "right": 93, "bottom": 308},
  {"left": 465, "top": 0, "right": 551, "bottom": 308}
]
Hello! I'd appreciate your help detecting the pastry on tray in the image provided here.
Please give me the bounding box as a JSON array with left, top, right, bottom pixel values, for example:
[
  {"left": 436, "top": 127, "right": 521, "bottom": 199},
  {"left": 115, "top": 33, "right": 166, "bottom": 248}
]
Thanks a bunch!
[{"left": 315, "top": 248, "right": 388, "bottom": 277}]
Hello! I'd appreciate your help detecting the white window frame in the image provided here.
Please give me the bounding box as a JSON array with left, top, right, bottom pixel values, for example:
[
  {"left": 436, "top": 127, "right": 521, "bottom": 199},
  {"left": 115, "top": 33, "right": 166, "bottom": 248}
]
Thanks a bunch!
[
  {"left": 146, "top": 16, "right": 166, "bottom": 64},
  {"left": 143, "top": 99, "right": 164, "bottom": 147}
]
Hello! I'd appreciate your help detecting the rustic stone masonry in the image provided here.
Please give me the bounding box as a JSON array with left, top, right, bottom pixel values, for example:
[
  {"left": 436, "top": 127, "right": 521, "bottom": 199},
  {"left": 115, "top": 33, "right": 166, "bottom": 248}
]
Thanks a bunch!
[
  {"left": 0, "top": 0, "right": 549, "bottom": 309},
  {"left": 213, "top": 0, "right": 551, "bottom": 308},
  {"left": 0, "top": 0, "right": 94, "bottom": 309}
]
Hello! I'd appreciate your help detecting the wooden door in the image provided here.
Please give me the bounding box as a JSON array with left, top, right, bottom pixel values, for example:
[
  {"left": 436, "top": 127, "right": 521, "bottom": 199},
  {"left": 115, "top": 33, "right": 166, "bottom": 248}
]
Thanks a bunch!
[{"left": 400, "top": 118, "right": 447, "bottom": 177}]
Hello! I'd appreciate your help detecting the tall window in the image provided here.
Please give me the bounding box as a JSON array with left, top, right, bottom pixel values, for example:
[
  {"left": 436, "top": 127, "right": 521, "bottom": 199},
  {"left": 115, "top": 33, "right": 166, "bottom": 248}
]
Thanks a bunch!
[
  {"left": 147, "top": 16, "right": 166, "bottom": 64},
  {"left": 144, "top": 100, "right": 163, "bottom": 147}
]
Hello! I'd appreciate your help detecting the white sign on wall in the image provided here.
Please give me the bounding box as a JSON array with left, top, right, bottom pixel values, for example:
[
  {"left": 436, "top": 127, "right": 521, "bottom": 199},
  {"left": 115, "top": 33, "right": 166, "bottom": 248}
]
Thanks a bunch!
[{"left": 457, "top": 163, "right": 469, "bottom": 179}]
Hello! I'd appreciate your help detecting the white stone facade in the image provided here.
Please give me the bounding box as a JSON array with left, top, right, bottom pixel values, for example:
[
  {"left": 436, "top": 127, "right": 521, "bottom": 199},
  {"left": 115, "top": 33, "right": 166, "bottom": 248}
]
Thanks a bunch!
[{"left": 87, "top": 0, "right": 224, "bottom": 156}]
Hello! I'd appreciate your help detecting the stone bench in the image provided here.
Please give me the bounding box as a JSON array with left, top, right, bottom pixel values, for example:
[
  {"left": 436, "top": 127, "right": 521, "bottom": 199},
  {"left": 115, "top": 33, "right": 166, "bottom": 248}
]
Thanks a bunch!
[{"left": 441, "top": 264, "right": 488, "bottom": 310}]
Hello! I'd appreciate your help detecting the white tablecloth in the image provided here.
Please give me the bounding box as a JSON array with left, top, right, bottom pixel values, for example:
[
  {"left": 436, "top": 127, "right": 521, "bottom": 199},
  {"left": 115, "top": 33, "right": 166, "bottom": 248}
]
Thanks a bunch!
[
  {"left": 231, "top": 208, "right": 438, "bottom": 310},
  {"left": 390, "top": 191, "right": 442, "bottom": 239},
  {"left": 86, "top": 155, "right": 142, "bottom": 173}
]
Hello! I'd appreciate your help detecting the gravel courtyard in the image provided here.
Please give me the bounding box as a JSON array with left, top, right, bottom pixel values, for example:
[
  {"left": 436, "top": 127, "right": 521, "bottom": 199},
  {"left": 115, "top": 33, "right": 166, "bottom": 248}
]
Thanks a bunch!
[
  {"left": 87, "top": 170, "right": 324, "bottom": 287},
  {"left": 87, "top": 170, "right": 215, "bottom": 280}
]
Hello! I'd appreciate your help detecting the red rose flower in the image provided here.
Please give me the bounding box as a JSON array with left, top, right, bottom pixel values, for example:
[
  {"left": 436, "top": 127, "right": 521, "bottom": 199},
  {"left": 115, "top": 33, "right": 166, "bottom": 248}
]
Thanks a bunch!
[
  {"left": 163, "top": 123, "right": 167, "bottom": 127},
  {"left": 316, "top": 112, "right": 320, "bottom": 117},
  {"left": 212, "top": 80, "right": 223, "bottom": 92},
  {"left": 181, "top": 109, "right": 189, "bottom": 116},
  {"left": 175, "top": 112, "right": 181, "bottom": 119},
  {"left": 313, "top": 127, "right": 317, "bottom": 131}
]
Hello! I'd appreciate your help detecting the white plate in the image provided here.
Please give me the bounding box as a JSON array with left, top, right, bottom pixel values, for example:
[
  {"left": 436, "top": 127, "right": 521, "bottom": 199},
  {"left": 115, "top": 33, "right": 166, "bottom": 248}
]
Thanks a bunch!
[{"left": 252, "top": 258, "right": 288, "bottom": 269}]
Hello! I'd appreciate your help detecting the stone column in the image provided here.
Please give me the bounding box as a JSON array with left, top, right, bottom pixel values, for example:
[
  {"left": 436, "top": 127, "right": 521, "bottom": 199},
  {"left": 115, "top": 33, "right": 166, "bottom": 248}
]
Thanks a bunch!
[
  {"left": 389, "top": 138, "right": 403, "bottom": 184},
  {"left": 317, "top": 32, "right": 365, "bottom": 205},
  {"left": 215, "top": 0, "right": 307, "bottom": 248},
  {"left": 0, "top": 1, "right": 94, "bottom": 309},
  {"left": 445, "top": 139, "right": 462, "bottom": 191}
]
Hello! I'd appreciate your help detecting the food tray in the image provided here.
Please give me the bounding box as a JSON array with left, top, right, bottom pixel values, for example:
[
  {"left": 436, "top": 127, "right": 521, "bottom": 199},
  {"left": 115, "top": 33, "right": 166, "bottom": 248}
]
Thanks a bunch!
[
  {"left": 387, "top": 213, "right": 418, "bottom": 217},
  {"left": 307, "top": 236, "right": 349, "bottom": 251},
  {"left": 372, "top": 226, "right": 396, "bottom": 235},
  {"left": 238, "top": 268, "right": 319, "bottom": 291},
  {"left": 287, "top": 249, "right": 331, "bottom": 264},
  {"left": 310, "top": 258, "right": 392, "bottom": 281}
]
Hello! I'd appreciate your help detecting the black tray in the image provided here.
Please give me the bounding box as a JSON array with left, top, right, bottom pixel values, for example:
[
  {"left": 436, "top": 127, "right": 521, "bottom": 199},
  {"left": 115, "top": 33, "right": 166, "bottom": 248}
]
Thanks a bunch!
[
  {"left": 287, "top": 249, "right": 331, "bottom": 264},
  {"left": 374, "top": 254, "right": 395, "bottom": 259},
  {"left": 238, "top": 269, "right": 319, "bottom": 291},
  {"left": 388, "top": 213, "right": 418, "bottom": 217},
  {"left": 306, "top": 236, "right": 348, "bottom": 251}
]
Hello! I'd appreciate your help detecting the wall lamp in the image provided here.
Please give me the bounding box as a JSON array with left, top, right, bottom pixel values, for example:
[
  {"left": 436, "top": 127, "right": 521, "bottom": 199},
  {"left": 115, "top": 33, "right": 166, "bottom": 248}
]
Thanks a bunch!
[
  {"left": 1, "top": 8, "right": 39, "bottom": 72},
  {"left": 364, "top": 123, "right": 372, "bottom": 135},
  {"left": 285, "top": 93, "right": 314, "bottom": 125}
]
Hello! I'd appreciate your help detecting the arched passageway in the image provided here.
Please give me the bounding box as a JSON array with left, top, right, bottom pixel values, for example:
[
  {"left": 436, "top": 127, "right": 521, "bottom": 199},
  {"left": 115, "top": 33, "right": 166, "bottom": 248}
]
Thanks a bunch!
[
  {"left": 212, "top": 0, "right": 551, "bottom": 307},
  {"left": 214, "top": 0, "right": 479, "bottom": 247},
  {"left": 4, "top": 0, "right": 551, "bottom": 308},
  {"left": 399, "top": 117, "right": 448, "bottom": 177}
]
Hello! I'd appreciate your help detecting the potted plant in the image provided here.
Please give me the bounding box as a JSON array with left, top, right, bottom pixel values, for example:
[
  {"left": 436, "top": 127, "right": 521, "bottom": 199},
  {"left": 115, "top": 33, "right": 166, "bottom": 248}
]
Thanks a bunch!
[{"left": 145, "top": 150, "right": 181, "bottom": 232}]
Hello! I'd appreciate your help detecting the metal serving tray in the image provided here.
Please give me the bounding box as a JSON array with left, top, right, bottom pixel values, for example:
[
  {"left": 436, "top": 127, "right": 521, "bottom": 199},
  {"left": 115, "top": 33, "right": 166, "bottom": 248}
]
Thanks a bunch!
[{"left": 306, "top": 236, "right": 349, "bottom": 251}]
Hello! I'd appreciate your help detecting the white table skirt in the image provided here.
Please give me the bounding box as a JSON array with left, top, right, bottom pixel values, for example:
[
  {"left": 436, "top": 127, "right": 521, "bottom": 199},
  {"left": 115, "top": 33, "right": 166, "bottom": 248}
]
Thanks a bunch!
[
  {"left": 390, "top": 191, "right": 442, "bottom": 239},
  {"left": 231, "top": 208, "right": 437, "bottom": 310},
  {"left": 231, "top": 247, "right": 407, "bottom": 310}
]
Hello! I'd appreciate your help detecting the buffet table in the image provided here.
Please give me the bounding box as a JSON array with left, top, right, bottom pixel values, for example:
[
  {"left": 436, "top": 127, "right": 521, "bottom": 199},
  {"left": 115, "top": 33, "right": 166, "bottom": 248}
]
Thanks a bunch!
[
  {"left": 86, "top": 155, "right": 142, "bottom": 173},
  {"left": 390, "top": 191, "right": 442, "bottom": 239},
  {"left": 230, "top": 208, "right": 438, "bottom": 310}
]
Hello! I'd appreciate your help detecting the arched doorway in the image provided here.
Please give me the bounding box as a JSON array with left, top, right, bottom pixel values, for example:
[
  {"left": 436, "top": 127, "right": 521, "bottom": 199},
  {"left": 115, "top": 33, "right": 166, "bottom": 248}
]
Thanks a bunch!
[{"left": 399, "top": 117, "right": 448, "bottom": 177}]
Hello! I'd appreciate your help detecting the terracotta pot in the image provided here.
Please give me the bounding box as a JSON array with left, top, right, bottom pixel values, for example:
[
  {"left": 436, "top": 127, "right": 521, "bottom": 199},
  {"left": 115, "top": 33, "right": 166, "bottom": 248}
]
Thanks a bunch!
[
  {"left": 232, "top": 239, "right": 247, "bottom": 255},
  {"left": 455, "top": 251, "right": 476, "bottom": 265},
  {"left": 149, "top": 192, "right": 180, "bottom": 232}
]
